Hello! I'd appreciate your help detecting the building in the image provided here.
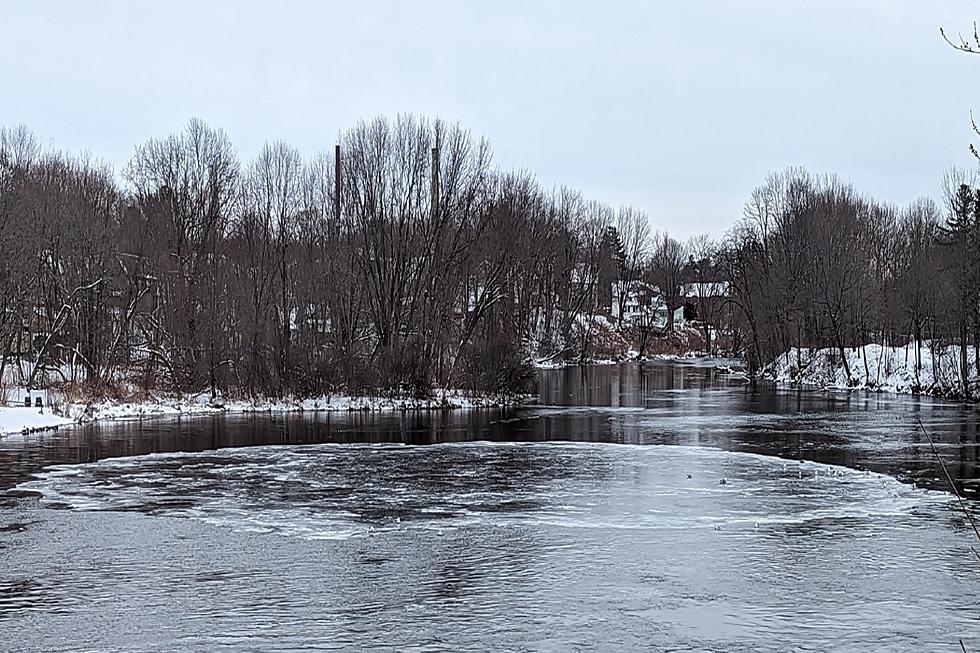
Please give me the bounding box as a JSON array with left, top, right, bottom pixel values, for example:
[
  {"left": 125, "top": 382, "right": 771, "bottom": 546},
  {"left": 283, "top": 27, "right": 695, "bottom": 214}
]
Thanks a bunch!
[
  {"left": 680, "top": 281, "right": 730, "bottom": 300},
  {"left": 611, "top": 281, "right": 673, "bottom": 329}
]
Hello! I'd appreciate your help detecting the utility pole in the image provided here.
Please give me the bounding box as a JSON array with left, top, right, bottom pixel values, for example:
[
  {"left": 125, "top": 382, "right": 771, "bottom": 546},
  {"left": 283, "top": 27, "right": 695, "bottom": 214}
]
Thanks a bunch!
[
  {"left": 430, "top": 146, "right": 440, "bottom": 219},
  {"left": 334, "top": 144, "right": 341, "bottom": 222}
]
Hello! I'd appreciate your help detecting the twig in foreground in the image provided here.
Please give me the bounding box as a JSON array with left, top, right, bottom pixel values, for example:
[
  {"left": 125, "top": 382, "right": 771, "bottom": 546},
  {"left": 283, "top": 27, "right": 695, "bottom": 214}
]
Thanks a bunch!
[{"left": 916, "top": 417, "right": 980, "bottom": 562}]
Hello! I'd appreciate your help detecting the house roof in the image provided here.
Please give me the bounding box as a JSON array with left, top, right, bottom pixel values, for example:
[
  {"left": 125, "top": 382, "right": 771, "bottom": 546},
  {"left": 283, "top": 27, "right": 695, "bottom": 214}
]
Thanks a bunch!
[{"left": 681, "top": 281, "right": 730, "bottom": 298}]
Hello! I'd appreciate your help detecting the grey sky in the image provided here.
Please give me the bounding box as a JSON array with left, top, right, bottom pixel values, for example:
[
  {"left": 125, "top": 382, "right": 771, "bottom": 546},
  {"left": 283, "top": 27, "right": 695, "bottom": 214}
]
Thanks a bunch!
[{"left": 2, "top": 1, "right": 979, "bottom": 238}]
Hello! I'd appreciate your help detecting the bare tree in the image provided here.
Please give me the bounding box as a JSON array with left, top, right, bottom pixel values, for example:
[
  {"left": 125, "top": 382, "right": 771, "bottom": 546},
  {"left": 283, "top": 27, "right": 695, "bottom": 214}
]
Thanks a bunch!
[
  {"left": 613, "top": 206, "right": 651, "bottom": 324},
  {"left": 239, "top": 141, "right": 303, "bottom": 396},
  {"left": 686, "top": 233, "right": 721, "bottom": 354},
  {"left": 648, "top": 232, "right": 686, "bottom": 334},
  {"left": 126, "top": 118, "right": 239, "bottom": 396}
]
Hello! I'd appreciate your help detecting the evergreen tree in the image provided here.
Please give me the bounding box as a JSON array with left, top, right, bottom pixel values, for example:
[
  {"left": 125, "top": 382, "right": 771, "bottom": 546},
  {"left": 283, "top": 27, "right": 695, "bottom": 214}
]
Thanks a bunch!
[
  {"left": 599, "top": 225, "right": 626, "bottom": 317},
  {"left": 941, "top": 183, "right": 980, "bottom": 395}
]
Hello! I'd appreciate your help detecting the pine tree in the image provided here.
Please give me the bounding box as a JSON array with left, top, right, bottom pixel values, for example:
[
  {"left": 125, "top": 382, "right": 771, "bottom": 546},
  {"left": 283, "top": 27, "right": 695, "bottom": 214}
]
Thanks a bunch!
[
  {"left": 600, "top": 225, "right": 626, "bottom": 319},
  {"left": 941, "top": 183, "right": 980, "bottom": 395}
]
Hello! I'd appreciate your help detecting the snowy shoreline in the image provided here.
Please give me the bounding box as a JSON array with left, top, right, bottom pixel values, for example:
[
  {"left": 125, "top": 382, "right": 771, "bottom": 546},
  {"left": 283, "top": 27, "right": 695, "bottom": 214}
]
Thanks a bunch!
[
  {"left": 533, "top": 353, "right": 681, "bottom": 369},
  {"left": 0, "top": 390, "right": 533, "bottom": 438},
  {"left": 762, "top": 343, "right": 980, "bottom": 400},
  {"left": 530, "top": 350, "right": 726, "bottom": 369},
  {"left": 0, "top": 353, "right": 707, "bottom": 437},
  {"left": 18, "top": 346, "right": 951, "bottom": 439}
]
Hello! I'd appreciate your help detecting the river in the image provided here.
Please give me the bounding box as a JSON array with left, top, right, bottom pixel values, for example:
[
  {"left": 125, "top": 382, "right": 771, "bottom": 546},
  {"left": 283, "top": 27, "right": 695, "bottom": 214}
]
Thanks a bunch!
[{"left": 1, "top": 360, "right": 978, "bottom": 651}]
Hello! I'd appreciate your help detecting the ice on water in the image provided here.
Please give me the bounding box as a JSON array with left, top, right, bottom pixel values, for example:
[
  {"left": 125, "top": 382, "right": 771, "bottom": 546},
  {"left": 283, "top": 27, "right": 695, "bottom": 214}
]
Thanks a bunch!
[{"left": 17, "top": 442, "right": 948, "bottom": 541}]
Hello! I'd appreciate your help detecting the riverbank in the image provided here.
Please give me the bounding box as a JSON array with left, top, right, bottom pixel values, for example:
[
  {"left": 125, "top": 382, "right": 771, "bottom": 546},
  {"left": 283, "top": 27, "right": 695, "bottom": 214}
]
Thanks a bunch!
[
  {"left": 0, "top": 390, "right": 532, "bottom": 437},
  {"left": 0, "top": 406, "right": 75, "bottom": 436},
  {"left": 764, "top": 343, "right": 977, "bottom": 398},
  {"left": 3, "top": 355, "right": 754, "bottom": 437},
  {"left": 533, "top": 352, "right": 687, "bottom": 369}
]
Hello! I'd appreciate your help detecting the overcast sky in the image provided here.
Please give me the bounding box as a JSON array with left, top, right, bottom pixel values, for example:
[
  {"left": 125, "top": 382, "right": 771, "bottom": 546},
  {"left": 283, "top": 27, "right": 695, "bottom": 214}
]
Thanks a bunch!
[{"left": 3, "top": 1, "right": 980, "bottom": 238}]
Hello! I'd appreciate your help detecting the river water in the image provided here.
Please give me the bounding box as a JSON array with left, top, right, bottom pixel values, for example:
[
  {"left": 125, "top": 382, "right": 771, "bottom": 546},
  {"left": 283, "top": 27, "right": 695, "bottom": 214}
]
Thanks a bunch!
[{"left": 1, "top": 361, "right": 979, "bottom": 651}]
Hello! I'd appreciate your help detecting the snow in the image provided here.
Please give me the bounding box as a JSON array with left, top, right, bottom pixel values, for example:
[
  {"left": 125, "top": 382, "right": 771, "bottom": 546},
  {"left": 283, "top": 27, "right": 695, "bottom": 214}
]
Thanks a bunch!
[
  {"left": 680, "top": 281, "right": 730, "bottom": 299},
  {"left": 62, "top": 389, "right": 530, "bottom": 425},
  {"left": 533, "top": 350, "right": 694, "bottom": 369},
  {"left": 764, "top": 342, "right": 978, "bottom": 396},
  {"left": 0, "top": 382, "right": 530, "bottom": 434},
  {"left": 0, "top": 406, "right": 74, "bottom": 436}
]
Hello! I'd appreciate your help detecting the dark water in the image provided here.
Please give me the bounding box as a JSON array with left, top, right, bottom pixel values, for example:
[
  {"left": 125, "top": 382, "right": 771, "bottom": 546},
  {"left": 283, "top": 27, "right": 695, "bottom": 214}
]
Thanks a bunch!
[{"left": 1, "top": 361, "right": 980, "bottom": 651}]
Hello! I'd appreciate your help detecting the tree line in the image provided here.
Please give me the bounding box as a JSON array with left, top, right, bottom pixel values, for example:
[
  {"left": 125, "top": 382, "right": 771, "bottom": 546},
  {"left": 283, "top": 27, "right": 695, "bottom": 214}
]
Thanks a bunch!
[
  {"left": 5, "top": 117, "right": 972, "bottom": 400},
  {"left": 725, "top": 167, "right": 980, "bottom": 394},
  {"left": 0, "top": 116, "right": 704, "bottom": 401}
]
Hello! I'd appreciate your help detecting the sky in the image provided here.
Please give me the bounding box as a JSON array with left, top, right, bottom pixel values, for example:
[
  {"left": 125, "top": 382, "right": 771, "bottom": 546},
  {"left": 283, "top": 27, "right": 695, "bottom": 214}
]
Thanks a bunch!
[{"left": 3, "top": 0, "right": 980, "bottom": 239}]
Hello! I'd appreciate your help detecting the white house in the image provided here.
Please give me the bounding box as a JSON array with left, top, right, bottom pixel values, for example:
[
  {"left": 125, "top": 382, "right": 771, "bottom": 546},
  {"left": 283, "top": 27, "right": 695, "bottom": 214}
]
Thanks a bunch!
[
  {"left": 612, "top": 281, "right": 651, "bottom": 323},
  {"left": 680, "top": 281, "right": 730, "bottom": 300},
  {"left": 611, "top": 281, "right": 680, "bottom": 329},
  {"left": 672, "top": 305, "right": 687, "bottom": 328}
]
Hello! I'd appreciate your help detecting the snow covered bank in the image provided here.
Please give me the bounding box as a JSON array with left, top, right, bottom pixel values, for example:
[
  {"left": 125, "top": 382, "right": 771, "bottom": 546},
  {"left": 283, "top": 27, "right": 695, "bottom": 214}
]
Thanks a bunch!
[
  {"left": 533, "top": 353, "right": 683, "bottom": 369},
  {"left": 0, "top": 406, "right": 74, "bottom": 436},
  {"left": 62, "top": 389, "right": 531, "bottom": 425},
  {"left": 0, "top": 386, "right": 531, "bottom": 434},
  {"left": 531, "top": 348, "right": 728, "bottom": 369},
  {"left": 764, "top": 343, "right": 977, "bottom": 397}
]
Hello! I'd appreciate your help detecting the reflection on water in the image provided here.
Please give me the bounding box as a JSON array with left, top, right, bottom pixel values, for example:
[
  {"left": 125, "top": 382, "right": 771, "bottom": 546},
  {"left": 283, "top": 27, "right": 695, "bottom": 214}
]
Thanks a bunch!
[
  {"left": 1, "top": 361, "right": 979, "bottom": 652},
  {"left": 2, "top": 361, "right": 979, "bottom": 497}
]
